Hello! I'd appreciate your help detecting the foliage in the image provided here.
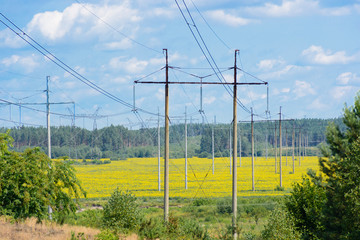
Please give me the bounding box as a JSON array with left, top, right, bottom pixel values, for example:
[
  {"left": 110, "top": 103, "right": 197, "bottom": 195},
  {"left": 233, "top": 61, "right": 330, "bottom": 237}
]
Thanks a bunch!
[
  {"left": 285, "top": 174, "right": 325, "bottom": 239},
  {"left": 63, "top": 209, "right": 103, "bottom": 229},
  {"left": 0, "top": 132, "right": 86, "bottom": 222},
  {"left": 94, "top": 229, "right": 118, "bottom": 240},
  {"left": 262, "top": 206, "right": 301, "bottom": 240},
  {"left": 316, "top": 93, "right": 360, "bottom": 239},
  {"left": 284, "top": 93, "right": 360, "bottom": 239},
  {"left": 138, "top": 217, "right": 166, "bottom": 239},
  {"left": 101, "top": 188, "right": 143, "bottom": 233},
  {"left": 0, "top": 118, "right": 344, "bottom": 159}
]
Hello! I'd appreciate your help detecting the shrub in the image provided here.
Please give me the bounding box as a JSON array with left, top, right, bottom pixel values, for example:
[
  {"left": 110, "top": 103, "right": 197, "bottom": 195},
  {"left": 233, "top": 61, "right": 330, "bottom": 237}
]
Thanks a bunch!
[{"left": 102, "top": 188, "right": 142, "bottom": 233}]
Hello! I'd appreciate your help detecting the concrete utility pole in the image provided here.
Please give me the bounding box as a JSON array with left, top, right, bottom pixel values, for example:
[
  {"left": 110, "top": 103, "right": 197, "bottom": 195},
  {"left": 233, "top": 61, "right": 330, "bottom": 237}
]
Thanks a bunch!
[
  {"left": 239, "top": 124, "right": 242, "bottom": 167},
  {"left": 229, "top": 124, "right": 232, "bottom": 175},
  {"left": 46, "top": 76, "right": 52, "bottom": 221},
  {"left": 185, "top": 106, "right": 188, "bottom": 190},
  {"left": 232, "top": 50, "right": 239, "bottom": 240},
  {"left": 251, "top": 108, "right": 255, "bottom": 192},
  {"left": 46, "top": 76, "right": 51, "bottom": 159},
  {"left": 285, "top": 128, "right": 288, "bottom": 166},
  {"left": 299, "top": 129, "right": 301, "bottom": 166},
  {"left": 212, "top": 116, "right": 215, "bottom": 174},
  {"left": 133, "top": 48, "right": 268, "bottom": 228},
  {"left": 292, "top": 122, "right": 295, "bottom": 174},
  {"left": 158, "top": 108, "right": 161, "bottom": 191},
  {"left": 274, "top": 123, "right": 277, "bottom": 173},
  {"left": 164, "top": 49, "right": 170, "bottom": 223},
  {"left": 279, "top": 107, "right": 282, "bottom": 188}
]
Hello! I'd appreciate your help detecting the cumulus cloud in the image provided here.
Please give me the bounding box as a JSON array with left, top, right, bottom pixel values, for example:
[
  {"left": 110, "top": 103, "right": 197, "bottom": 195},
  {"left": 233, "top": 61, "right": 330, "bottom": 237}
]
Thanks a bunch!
[
  {"left": 257, "top": 59, "right": 285, "bottom": 71},
  {"left": 273, "top": 87, "right": 291, "bottom": 95},
  {"left": 330, "top": 86, "right": 353, "bottom": 99},
  {"left": 203, "top": 96, "right": 216, "bottom": 105},
  {"left": 109, "top": 57, "right": 148, "bottom": 73},
  {"left": 206, "top": 10, "right": 253, "bottom": 26},
  {"left": 26, "top": 2, "right": 141, "bottom": 41},
  {"left": 0, "top": 29, "right": 26, "bottom": 48},
  {"left": 336, "top": 72, "right": 360, "bottom": 85},
  {"left": 292, "top": 80, "right": 316, "bottom": 99},
  {"left": 246, "top": 0, "right": 355, "bottom": 17},
  {"left": 103, "top": 39, "right": 133, "bottom": 50},
  {"left": 1, "top": 54, "right": 39, "bottom": 72},
  {"left": 259, "top": 65, "right": 311, "bottom": 80},
  {"left": 308, "top": 98, "right": 328, "bottom": 110},
  {"left": 302, "top": 45, "right": 357, "bottom": 64},
  {"left": 246, "top": 0, "right": 319, "bottom": 17}
]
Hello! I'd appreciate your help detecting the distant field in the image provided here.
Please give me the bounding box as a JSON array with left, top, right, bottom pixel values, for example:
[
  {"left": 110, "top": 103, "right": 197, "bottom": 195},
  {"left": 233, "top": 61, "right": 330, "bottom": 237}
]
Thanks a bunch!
[{"left": 74, "top": 156, "right": 319, "bottom": 199}]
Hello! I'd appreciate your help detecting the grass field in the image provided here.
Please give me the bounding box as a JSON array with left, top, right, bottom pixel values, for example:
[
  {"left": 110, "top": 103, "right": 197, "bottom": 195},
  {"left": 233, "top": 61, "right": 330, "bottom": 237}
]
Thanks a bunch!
[{"left": 75, "top": 155, "right": 319, "bottom": 199}]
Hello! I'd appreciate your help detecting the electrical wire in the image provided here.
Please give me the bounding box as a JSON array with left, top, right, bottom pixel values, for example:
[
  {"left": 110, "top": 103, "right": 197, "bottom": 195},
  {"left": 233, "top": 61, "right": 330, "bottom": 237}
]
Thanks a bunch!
[{"left": 74, "top": 0, "right": 162, "bottom": 54}]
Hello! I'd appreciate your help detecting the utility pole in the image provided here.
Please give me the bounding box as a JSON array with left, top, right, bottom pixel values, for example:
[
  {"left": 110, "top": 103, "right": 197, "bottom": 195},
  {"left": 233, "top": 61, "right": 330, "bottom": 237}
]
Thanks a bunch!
[
  {"left": 232, "top": 49, "right": 239, "bottom": 240},
  {"left": 239, "top": 124, "right": 242, "bottom": 167},
  {"left": 212, "top": 116, "right": 215, "bottom": 174},
  {"left": 251, "top": 108, "right": 255, "bottom": 191},
  {"left": 158, "top": 108, "right": 161, "bottom": 191},
  {"left": 285, "top": 128, "right": 288, "bottom": 166},
  {"left": 292, "top": 122, "right": 295, "bottom": 174},
  {"left": 229, "top": 124, "right": 232, "bottom": 175},
  {"left": 299, "top": 129, "right": 301, "bottom": 166},
  {"left": 274, "top": 123, "right": 277, "bottom": 173},
  {"left": 164, "top": 49, "right": 170, "bottom": 223},
  {"left": 185, "top": 106, "right": 188, "bottom": 190},
  {"left": 46, "top": 76, "right": 52, "bottom": 221},
  {"left": 133, "top": 48, "right": 267, "bottom": 228},
  {"left": 46, "top": 76, "right": 51, "bottom": 159},
  {"left": 279, "top": 107, "right": 282, "bottom": 188}
]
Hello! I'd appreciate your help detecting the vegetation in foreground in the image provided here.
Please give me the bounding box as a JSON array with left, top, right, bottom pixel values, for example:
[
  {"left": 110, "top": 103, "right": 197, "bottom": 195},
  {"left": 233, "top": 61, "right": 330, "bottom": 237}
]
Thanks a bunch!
[{"left": 1, "top": 94, "right": 360, "bottom": 239}]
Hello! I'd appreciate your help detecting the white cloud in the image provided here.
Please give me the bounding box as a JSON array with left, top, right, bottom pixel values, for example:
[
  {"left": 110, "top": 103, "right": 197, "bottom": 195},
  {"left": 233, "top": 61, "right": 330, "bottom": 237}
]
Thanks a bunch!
[
  {"left": 274, "top": 87, "right": 291, "bottom": 95},
  {"left": 330, "top": 86, "right": 353, "bottom": 99},
  {"left": 246, "top": 0, "right": 319, "bottom": 17},
  {"left": 0, "top": 29, "right": 26, "bottom": 48},
  {"left": 206, "top": 10, "right": 252, "bottom": 26},
  {"left": 260, "top": 65, "right": 311, "bottom": 80},
  {"left": 246, "top": 0, "right": 355, "bottom": 17},
  {"left": 109, "top": 57, "right": 149, "bottom": 73},
  {"left": 336, "top": 72, "right": 360, "bottom": 85},
  {"left": 203, "top": 96, "right": 216, "bottom": 105},
  {"left": 26, "top": 2, "right": 141, "bottom": 41},
  {"left": 292, "top": 80, "right": 316, "bottom": 99},
  {"left": 257, "top": 59, "right": 285, "bottom": 70},
  {"left": 64, "top": 66, "right": 86, "bottom": 78},
  {"left": 308, "top": 98, "right": 328, "bottom": 110},
  {"left": 155, "top": 88, "right": 164, "bottom": 100},
  {"left": 103, "top": 39, "right": 133, "bottom": 50},
  {"left": 1, "top": 54, "right": 39, "bottom": 72},
  {"left": 302, "top": 45, "right": 357, "bottom": 64}
]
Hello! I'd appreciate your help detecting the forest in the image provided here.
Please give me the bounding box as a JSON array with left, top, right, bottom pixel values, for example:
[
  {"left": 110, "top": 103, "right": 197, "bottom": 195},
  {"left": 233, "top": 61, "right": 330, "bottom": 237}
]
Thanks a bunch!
[{"left": 0, "top": 118, "right": 344, "bottom": 160}]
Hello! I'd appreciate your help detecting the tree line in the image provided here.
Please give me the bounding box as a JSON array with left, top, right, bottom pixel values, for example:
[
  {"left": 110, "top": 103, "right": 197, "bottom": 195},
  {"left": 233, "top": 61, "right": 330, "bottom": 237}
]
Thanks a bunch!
[{"left": 0, "top": 118, "right": 344, "bottom": 159}]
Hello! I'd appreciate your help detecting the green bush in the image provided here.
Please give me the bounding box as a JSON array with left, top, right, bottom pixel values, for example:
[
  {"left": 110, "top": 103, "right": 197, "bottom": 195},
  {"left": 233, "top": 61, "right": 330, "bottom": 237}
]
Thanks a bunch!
[
  {"left": 262, "top": 207, "right": 301, "bottom": 240},
  {"left": 139, "top": 217, "right": 165, "bottom": 239},
  {"left": 95, "top": 230, "right": 118, "bottom": 240},
  {"left": 102, "top": 188, "right": 142, "bottom": 233}
]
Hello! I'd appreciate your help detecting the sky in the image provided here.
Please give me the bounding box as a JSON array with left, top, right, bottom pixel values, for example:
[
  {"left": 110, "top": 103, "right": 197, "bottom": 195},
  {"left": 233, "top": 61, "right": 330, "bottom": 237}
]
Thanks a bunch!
[{"left": 0, "top": 0, "right": 359, "bottom": 129}]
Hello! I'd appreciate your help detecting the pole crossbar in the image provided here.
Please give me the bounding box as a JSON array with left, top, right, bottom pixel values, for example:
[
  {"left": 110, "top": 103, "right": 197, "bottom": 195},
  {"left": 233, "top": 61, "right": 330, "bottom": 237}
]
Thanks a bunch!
[{"left": 135, "top": 80, "right": 267, "bottom": 85}]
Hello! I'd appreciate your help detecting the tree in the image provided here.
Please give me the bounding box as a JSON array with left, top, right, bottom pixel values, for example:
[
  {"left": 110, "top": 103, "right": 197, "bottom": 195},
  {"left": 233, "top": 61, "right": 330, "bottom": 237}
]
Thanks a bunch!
[
  {"left": 0, "top": 131, "right": 86, "bottom": 222},
  {"left": 285, "top": 93, "right": 360, "bottom": 239}
]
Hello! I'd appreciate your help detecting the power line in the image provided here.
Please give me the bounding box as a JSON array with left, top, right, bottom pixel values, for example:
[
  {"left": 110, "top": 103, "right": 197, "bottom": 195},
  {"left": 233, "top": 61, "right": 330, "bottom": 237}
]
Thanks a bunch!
[
  {"left": 174, "top": 0, "right": 250, "bottom": 114},
  {"left": 74, "top": 0, "right": 162, "bottom": 54},
  {"left": 189, "top": 0, "right": 232, "bottom": 50}
]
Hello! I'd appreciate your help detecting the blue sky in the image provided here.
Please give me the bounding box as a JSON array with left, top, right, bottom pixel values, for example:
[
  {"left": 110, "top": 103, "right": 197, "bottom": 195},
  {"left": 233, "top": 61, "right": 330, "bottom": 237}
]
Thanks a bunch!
[{"left": 0, "top": 0, "right": 359, "bottom": 129}]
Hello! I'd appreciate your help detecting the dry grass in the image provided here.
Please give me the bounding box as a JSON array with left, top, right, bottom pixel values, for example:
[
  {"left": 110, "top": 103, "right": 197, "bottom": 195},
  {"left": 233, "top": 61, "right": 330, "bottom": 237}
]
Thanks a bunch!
[{"left": 0, "top": 216, "right": 101, "bottom": 240}]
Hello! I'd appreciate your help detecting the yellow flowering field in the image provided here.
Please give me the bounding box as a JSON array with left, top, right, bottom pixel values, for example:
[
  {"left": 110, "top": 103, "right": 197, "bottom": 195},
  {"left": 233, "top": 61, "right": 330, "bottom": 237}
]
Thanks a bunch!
[{"left": 74, "top": 156, "right": 319, "bottom": 199}]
